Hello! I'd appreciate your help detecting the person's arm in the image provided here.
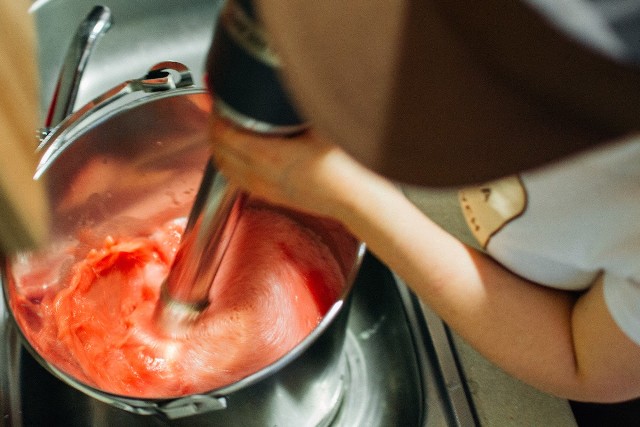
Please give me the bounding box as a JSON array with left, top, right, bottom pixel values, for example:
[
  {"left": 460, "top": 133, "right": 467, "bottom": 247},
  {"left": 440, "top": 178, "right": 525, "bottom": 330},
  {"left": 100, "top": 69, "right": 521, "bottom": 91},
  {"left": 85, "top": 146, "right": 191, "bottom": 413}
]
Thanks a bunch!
[
  {"left": 336, "top": 168, "right": 640, "bottom": 403},
  {"left": 210, "top": 117, "right": 640, "bottom": 402}
]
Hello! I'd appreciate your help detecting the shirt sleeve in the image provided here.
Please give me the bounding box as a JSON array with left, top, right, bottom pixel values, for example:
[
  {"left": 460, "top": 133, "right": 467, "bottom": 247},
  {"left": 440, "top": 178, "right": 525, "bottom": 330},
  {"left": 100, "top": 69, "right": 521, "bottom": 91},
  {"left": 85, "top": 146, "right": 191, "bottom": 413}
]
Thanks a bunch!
[{"left": 602, "top": 273, "right": 640, "bottom": 346}]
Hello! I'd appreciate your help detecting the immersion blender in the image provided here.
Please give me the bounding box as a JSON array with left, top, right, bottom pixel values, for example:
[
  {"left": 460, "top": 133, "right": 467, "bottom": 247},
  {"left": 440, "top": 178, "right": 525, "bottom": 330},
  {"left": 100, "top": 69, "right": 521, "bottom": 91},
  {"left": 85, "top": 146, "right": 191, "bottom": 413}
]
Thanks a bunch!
[{"left": 154, "top": 0, "right": 307, "bottom": 333}]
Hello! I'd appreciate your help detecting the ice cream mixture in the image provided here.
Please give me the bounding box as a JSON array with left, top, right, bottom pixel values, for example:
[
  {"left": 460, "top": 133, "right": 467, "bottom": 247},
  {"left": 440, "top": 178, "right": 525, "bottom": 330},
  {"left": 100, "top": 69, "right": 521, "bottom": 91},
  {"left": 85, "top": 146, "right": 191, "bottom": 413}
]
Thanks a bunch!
[{"left": 7, "top": 200, "right": 346, "bottom": 398}]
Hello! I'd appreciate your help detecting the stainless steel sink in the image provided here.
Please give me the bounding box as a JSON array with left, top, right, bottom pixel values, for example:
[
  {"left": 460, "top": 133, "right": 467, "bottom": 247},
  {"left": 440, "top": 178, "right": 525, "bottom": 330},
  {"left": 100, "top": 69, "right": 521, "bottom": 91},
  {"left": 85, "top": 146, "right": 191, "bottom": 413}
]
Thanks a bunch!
[
  {"left": 31, "top": 0, "right": 219, "bottom": 118},
  {"left": 1, "top": 1, "right": 477, "bottom": 425}
]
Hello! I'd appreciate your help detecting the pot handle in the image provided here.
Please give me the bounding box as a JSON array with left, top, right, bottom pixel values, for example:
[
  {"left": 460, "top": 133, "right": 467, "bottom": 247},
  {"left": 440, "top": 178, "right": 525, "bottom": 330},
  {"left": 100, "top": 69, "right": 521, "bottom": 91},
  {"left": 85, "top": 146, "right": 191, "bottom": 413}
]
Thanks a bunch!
[
  {"left": 35, "top": 61, "right": 195, "bottom": 179},
  {"left": 156, "top": 394, "right": 228, "bottom": 419}
]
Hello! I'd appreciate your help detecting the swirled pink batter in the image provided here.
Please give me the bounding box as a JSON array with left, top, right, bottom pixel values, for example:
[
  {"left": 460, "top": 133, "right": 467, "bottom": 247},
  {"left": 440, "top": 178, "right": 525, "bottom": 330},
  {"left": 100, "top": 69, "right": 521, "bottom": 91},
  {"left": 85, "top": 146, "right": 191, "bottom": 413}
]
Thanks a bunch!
[{"left": 9, "top": 201, "right": 346, "bottom": 398}]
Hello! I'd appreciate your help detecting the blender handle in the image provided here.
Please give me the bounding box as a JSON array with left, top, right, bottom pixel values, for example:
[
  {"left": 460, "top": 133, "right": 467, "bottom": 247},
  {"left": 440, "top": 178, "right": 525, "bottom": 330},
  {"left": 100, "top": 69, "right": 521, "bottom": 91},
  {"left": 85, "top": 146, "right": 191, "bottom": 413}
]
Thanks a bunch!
[{"left": 206, "top": 0, "right": 308, "bottom": 135}]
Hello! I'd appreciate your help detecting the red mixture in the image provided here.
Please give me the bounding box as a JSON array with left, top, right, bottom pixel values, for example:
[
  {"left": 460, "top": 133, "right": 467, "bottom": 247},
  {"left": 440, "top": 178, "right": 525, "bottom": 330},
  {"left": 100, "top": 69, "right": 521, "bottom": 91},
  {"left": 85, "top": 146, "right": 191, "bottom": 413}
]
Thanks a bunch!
[{"left": 8, "top": 202, "right": 345, "bottom": 398}]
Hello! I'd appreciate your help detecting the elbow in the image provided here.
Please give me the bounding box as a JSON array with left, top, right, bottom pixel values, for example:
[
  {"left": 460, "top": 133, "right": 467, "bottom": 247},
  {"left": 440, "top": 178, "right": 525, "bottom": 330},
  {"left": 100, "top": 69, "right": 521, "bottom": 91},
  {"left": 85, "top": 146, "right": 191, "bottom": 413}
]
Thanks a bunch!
[{"left": 548, "top": 369, "right": 640, "bottom": 404}]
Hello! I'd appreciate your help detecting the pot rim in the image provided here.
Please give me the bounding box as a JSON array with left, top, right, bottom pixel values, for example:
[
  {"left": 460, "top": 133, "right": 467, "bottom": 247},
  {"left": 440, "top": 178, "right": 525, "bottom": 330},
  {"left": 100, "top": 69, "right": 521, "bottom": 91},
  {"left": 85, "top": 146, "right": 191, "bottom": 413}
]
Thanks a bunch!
[{"left": 3, "top": 72, "right": 367, "bottom": 414}]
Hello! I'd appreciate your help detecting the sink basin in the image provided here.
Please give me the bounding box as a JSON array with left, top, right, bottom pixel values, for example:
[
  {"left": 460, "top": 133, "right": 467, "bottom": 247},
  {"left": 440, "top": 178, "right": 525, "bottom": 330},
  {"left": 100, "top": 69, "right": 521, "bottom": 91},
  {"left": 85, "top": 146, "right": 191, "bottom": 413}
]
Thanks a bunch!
[{"left": 1, "top": 1, "right": 477, "bottom": 425}]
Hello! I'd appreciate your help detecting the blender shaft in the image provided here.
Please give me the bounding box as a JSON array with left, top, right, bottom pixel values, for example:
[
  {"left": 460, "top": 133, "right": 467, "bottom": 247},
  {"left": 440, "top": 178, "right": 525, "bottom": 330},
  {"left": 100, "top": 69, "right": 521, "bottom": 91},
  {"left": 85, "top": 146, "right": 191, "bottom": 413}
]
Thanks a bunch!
[{"left": 155, "top": 160, "right": 246, "bottom": 332}]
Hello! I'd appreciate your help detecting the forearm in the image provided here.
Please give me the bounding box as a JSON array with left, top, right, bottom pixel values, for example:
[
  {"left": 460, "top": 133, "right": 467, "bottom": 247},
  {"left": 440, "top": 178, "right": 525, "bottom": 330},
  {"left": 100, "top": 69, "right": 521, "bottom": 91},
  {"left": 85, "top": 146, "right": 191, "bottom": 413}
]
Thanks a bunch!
[
  {"left": 331, "top": 168, "right": 630, "bottom": 401},
  {"left": 208, "top": 124, "right": 640, "bottom": 401}
]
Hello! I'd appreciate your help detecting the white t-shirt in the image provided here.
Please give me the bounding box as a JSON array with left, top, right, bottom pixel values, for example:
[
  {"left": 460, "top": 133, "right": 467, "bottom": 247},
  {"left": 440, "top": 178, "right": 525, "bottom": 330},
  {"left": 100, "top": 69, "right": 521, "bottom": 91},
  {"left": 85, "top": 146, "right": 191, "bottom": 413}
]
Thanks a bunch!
[{"left": 459, "top": 136, "right": 640, "bottom": 345}]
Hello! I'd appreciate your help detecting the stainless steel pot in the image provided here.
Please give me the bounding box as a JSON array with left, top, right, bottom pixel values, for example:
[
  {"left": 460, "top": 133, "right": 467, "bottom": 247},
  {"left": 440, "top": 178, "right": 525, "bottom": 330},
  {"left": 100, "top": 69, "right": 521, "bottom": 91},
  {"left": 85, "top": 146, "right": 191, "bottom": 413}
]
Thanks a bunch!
[{"left": 1, "top": 62, "right": 364, "bottom": 424}]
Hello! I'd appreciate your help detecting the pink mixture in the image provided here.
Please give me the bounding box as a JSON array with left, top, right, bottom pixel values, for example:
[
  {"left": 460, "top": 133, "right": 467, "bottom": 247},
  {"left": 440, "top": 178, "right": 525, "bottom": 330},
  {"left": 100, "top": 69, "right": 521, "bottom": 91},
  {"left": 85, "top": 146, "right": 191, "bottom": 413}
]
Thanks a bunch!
[{"left": 8, "top": 201, "right": 345, "bottom": 398}]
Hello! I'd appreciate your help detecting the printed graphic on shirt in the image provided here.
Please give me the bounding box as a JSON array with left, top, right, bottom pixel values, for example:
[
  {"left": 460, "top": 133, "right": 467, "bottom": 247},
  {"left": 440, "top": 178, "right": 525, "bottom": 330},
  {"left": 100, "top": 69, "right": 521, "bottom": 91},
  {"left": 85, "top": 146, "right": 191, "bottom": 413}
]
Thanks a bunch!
[{"left": 458, "top": 175, "right": 527, "bottom": 248}]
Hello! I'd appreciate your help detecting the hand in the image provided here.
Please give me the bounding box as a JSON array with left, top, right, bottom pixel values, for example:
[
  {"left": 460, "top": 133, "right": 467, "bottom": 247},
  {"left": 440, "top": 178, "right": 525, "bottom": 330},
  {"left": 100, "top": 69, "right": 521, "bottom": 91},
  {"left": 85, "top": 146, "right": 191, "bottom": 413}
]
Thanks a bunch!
[{"left": 209, "top": 112, "right": 380, "bottom": 223}]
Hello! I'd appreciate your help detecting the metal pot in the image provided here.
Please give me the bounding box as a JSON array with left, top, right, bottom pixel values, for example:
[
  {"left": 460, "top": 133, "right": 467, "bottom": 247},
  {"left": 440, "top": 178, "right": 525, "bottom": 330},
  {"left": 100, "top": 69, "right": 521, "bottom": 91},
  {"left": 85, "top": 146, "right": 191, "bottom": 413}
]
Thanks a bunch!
[{"left": 1, "top": 62, "right": 364, "bottom": 425}]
